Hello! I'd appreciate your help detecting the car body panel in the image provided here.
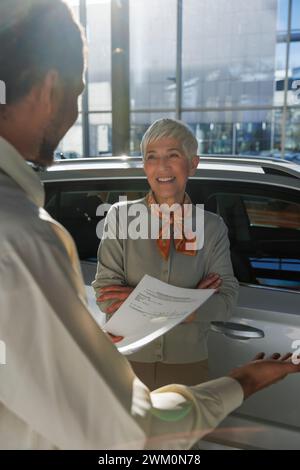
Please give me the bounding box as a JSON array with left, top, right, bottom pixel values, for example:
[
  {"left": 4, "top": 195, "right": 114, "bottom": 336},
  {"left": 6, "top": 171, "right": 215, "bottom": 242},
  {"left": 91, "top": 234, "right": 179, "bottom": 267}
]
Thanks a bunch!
[{"left": 208, "top": 285, "right": 300, "bottom": 448}]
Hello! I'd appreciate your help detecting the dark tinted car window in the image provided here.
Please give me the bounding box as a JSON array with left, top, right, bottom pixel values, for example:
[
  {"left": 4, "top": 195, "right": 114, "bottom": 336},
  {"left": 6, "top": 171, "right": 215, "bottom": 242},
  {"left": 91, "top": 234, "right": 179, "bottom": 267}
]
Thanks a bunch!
[
  {"left": 203, "top": 185, "right": 300, "bottom": 291},
  {"left": 45, "top": 182, "right": 148, "bottom": 260}
]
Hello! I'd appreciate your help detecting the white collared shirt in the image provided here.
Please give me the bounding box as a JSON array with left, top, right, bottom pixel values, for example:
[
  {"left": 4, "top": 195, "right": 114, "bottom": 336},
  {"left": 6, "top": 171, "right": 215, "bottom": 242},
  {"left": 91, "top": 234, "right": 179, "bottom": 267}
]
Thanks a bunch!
[{"left": 0, "top": 137, "right": 243, "bottom": 449}]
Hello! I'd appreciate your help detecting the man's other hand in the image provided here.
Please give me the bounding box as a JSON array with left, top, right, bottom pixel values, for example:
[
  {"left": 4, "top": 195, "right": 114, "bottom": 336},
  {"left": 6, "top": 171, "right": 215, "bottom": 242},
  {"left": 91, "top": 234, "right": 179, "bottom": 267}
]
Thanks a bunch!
[{"left": 229, "top": 352, "right": 300, "bottom": 399}]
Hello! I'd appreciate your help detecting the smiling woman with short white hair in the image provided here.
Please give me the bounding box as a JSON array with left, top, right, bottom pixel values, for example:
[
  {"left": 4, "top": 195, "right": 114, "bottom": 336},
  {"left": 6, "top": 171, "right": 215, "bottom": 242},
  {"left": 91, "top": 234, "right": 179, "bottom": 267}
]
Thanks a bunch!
[{"left": 93, "top": 118, "right": 239, "bottom": 390}]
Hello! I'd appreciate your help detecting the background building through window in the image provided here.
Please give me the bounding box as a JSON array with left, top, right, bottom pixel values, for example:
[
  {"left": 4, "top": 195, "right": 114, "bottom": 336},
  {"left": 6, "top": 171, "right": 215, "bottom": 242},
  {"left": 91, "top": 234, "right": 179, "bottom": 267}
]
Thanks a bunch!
[{"left": 57, "top": 0, "right": 300, "bottom": 161}]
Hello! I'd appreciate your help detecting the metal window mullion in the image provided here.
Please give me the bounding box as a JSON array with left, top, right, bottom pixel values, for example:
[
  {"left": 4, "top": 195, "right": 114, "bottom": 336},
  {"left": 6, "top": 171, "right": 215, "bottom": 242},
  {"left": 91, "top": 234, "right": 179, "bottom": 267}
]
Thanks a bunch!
[
  {"left": 80, "top": 0, "right": 90, "bottom": 158},
  {"left": 280, "top": 0, "right": 292, "bottom": 158},
  {"left": 111, "top": 0, "right": 130, "bottom": 155},
  {"left": 232, "top": 123, "right": 237, "bottom": 155},
  {"left": 176, "top": 0, "right": 183, "bottom": 120}
]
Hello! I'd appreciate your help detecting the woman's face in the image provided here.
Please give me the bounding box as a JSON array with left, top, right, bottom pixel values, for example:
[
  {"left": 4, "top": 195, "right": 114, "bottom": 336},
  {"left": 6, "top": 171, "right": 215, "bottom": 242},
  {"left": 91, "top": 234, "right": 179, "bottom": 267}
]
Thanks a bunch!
[{"left": 143, "top": 137, "right": 199, "bottom": 205}]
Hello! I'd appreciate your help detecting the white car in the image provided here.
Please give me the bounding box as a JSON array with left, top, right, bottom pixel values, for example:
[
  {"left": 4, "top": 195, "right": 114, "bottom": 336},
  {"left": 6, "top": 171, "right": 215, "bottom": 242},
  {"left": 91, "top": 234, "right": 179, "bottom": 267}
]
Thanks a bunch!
[{"left": 40, "top": 155, "right": 300, "bottom": 449}]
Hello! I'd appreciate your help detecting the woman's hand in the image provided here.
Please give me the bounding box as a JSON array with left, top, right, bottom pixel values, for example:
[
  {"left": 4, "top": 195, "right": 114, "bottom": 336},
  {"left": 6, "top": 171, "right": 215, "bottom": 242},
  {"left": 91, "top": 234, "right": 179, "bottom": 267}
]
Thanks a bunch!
[
  {"left": 97, "top": 285, "right": 134, "bottom": 315},
  {"left": 182, "top": 273, "right": 222, "bottom": 324},
  {"left": 98, "top": 286, "right": 133, "bottom": 344},
  {"left": 197, "top": 272, "right": 222, "bottom": 291}
]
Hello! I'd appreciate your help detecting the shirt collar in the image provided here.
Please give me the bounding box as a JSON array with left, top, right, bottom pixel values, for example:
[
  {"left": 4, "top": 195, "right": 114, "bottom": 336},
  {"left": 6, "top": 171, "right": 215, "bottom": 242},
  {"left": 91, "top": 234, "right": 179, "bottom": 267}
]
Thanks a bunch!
[{"left": 0, "top": 137, "right": 45, "bottom": 207}]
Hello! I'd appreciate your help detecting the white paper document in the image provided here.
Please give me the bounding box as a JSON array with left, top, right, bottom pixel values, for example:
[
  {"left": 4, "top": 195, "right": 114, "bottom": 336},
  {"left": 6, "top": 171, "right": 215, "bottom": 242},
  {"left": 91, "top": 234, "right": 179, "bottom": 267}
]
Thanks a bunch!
[{"left": 104, "top": 275, "right": 215, "bottom": 355}]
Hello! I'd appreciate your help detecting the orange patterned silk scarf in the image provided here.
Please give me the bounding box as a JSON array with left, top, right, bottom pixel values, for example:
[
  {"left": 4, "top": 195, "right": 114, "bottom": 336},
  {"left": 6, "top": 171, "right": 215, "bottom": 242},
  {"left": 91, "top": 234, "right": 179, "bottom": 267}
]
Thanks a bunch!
[{"left": 146, "top": 191, "right": 197, "bottom": 261}]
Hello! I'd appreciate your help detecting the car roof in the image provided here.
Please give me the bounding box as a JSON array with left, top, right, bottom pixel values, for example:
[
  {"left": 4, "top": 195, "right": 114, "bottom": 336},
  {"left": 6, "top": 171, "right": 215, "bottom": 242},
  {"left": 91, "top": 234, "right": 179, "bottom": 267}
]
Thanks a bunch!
[{"left": 39, "top": 155, "right": 300, "bottom": 184}]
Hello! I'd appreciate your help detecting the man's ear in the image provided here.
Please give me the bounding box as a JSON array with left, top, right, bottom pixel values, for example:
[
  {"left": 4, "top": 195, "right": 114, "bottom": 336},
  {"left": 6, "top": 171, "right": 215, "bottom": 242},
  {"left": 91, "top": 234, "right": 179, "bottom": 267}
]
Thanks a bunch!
[
  {"left": 189, "top": 155, "right": 200, "bottom": 176},
  {"left": 36, "top": 70, "right": 61, "bottom": 117}
]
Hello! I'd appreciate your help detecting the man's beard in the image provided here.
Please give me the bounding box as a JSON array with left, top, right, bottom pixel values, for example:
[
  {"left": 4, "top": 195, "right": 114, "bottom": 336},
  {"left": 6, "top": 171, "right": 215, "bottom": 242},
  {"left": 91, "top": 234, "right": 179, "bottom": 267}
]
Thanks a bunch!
[
  {"left": 35, "top": 85, "right": 72, "bottom": 168},
  {"left": 37, "top": 137, "right": 58, "bottom": 168},
  {"left": 36, "top": 111, "right": 64, "bottom": 168}
]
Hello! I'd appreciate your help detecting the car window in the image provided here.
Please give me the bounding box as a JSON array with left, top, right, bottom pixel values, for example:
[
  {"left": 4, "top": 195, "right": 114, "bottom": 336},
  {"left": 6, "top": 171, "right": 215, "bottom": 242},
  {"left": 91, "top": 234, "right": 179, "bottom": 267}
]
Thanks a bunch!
[
  {"left": 45, "top": 184, "right": 148, "bottom": 261},
  {"left": 244, "top": 196, "right": 300, "bottom": 230},
  {"left": 44, "top": 192, "right": 58, "bottom": 217},
  {"left": 205, "top": 189, "right": 300, "bottom": 291}
]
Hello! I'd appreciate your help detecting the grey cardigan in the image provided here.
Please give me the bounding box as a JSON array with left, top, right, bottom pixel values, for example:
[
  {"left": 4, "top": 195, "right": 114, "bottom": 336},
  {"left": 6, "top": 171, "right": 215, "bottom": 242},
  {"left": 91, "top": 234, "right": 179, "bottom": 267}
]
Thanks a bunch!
[{"left": 92, "top": 197, "right": 239, "bottom": 363}]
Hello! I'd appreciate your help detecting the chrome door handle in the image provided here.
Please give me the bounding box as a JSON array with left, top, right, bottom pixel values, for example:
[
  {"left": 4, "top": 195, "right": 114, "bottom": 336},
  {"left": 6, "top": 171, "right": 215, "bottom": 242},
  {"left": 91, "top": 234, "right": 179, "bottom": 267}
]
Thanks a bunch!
[{"left": 210, "top": 321, "right": 265, "bottom": 340}]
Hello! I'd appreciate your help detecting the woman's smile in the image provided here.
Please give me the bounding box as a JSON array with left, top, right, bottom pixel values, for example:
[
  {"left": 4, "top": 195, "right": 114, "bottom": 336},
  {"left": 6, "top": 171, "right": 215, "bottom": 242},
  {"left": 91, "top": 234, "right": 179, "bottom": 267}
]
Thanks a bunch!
[{"left": 156, "top": 176, "right": 176, "bottom": 184}]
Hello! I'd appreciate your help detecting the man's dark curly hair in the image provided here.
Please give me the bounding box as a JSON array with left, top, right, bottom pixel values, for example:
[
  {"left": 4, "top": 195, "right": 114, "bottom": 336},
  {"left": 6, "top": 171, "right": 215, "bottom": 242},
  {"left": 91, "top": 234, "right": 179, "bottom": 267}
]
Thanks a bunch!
[{"left": 0, "top": 0, "right": 86, "bottom": 106}]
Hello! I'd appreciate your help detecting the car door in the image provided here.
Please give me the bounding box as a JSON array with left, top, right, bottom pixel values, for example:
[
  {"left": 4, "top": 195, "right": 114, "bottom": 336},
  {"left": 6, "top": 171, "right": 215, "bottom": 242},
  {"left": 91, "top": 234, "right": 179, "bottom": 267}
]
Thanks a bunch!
[{"left": 190, "top": 178, "right": 300, "bottom": 449}]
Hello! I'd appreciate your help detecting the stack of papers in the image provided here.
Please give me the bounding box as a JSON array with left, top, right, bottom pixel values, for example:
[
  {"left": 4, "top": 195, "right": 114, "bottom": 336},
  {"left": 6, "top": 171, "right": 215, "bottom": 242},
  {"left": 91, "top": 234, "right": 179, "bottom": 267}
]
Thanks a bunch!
[{"left": 104, "top": 275, "right": 215, "bottom": 355}]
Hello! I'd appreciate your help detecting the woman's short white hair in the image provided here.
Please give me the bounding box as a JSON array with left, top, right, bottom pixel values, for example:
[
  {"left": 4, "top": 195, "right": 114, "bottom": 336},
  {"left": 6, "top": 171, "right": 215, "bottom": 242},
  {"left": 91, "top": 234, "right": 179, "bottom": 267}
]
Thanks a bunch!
[{"left": 141, "top": 118, "right": 198, "bottom": 160}]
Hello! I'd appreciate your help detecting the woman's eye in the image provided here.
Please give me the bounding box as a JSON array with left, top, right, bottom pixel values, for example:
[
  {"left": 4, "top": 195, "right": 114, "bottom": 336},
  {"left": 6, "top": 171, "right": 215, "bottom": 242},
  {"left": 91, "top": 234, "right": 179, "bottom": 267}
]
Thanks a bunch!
[
  {"left": 170, "top": 153, "right": 179, "bottom": 158},
  {"left": 146, "top": 155, "right": 155, "bottom": 160}
]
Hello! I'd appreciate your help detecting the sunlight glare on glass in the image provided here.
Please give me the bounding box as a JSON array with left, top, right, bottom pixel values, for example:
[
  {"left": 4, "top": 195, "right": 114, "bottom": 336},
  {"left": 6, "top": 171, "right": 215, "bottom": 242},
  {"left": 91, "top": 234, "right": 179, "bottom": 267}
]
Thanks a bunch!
[
  {"left": 64, "top": 0, "right": 80, "bottom": 6},
  {"left": 87, "top": 0, "right": 111, "bottom": 4},
  {"left": 65, "top": 0, "right": 111, "bottom": 4}
]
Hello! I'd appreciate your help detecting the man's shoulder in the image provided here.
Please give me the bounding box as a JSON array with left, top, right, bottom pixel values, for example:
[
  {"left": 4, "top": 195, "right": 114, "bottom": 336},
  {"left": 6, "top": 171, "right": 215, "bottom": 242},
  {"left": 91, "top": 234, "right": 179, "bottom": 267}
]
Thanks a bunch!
[
  {"left": 0, "top": 181, "right": 40, "bottom": 229},
  {"left": 0, "top": 182, "right": 65, "bottom": 255}
]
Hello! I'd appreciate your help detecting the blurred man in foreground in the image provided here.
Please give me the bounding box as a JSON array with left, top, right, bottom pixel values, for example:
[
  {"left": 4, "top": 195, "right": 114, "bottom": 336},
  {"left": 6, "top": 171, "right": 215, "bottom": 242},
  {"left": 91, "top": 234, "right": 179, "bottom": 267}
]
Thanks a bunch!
[{"left": 0, "top": 0, "right": 299, "bottom": 450}]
